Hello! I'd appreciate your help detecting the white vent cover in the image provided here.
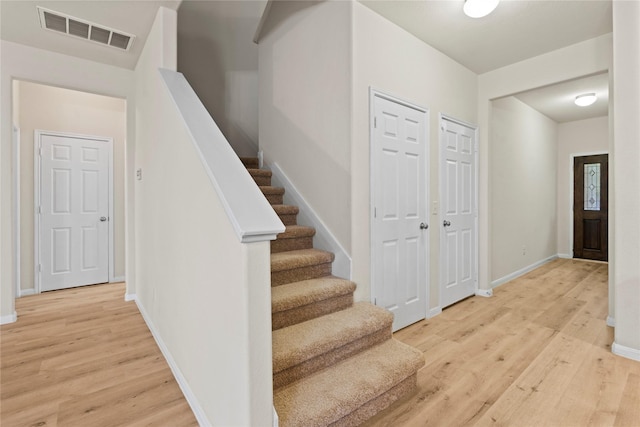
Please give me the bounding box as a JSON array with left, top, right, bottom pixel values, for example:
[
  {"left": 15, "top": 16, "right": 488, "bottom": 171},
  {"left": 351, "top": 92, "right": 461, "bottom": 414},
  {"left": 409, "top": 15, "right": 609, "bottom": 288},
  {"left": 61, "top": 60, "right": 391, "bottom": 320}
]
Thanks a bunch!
[{"left": 37, "top": 6, "right": 135, "bottom": 51}]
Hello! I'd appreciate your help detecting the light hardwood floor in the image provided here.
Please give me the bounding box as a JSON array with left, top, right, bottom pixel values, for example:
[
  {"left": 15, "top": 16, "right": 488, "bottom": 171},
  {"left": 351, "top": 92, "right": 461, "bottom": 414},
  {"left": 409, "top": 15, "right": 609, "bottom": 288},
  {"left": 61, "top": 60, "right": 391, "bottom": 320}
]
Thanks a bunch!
[
  {"left": 364, "top": 259, "right": 640, "bottom": 427},
  {"left": 0, "top": 283, "right": 198, "bottom": 427}
]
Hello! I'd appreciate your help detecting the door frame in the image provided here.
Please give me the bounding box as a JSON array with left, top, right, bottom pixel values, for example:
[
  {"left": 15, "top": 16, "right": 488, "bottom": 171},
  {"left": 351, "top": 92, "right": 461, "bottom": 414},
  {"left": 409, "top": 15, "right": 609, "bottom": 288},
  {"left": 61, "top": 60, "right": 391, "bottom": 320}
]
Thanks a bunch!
[
  {"left": 13, "top": 125, "right": 22, "bottom": 298},
  {"left": 34, "top": 130, "right": 115, "bottom": 293},
  {"left": 568, "top": 150, "right": 608, "bottom": 258},
  {"left": 369, "top": 87, "right": 430, "bottom": 316},
  {"left": 438, "top": 113, "right": 479, "bottom": 308}
]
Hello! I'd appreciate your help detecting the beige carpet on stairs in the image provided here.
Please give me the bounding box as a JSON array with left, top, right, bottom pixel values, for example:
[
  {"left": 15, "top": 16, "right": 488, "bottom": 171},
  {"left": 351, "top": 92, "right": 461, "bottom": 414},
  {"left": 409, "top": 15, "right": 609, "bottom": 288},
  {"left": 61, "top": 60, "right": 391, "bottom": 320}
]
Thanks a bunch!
[{"left": 240, "top": 157, "right": 425, "bottom": 427}]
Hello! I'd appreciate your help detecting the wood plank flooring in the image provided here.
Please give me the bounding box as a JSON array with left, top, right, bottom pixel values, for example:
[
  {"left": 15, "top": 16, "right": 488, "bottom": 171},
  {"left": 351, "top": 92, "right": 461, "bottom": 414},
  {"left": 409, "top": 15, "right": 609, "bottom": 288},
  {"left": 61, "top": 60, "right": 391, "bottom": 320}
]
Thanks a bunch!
[
  {"left": 363, "top": 259, "right": 640, "bottom": 427},
  {"left": 0, "top": 283, "right": 198, "bottom": 427}
]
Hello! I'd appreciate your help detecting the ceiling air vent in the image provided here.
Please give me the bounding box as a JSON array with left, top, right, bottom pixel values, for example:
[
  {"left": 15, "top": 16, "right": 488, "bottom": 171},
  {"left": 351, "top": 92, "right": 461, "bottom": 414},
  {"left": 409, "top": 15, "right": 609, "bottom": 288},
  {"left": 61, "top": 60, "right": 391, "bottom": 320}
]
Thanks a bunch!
[{"left": 37, "top": 6, "right": 135, "bottom": 51}]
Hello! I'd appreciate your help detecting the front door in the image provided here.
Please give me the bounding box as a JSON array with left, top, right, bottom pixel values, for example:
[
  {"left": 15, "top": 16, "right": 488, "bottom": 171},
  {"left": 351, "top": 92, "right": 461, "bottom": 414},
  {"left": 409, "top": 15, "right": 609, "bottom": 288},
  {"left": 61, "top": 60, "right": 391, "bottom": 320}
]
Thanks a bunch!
[
  {"left": 39, "top": 133, "right": 111, "bottom": 291},
  {"left": 440, "top": 117, "right": 477, "bottom": 308},
  {"left": 371, "top": 93, "right": 428, "bottom": 331},
  {"left": 574, "top": 154, "right": 608, "bottom": 261}
]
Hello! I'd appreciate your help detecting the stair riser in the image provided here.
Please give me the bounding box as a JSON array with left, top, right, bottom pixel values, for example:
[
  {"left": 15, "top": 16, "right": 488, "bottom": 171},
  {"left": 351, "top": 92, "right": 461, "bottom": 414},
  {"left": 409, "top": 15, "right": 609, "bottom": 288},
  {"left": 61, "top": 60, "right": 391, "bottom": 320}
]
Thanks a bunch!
[
  {"left": 273, "top": 327, "right": 391, "bottom": 390},
  {"left": 271, "top": 237, "right": 314, "bottom": 253},
  {"left": 272, "top": 263, "right": 332, "bottom": 286},
  {"left": 265, "top": 194, "right": 284, "bottom": 205},
  {"left": 240, "top": 158, "right": 259, "bottom": 168},
  {"left": 251, "top": 175, "right": 272, "bottom": 186},
  {"left": 329, "top": 374, "right": 417, "bottom": 427},
  {"left": 272, "top": 294, "right": 353, "bottom": 331},
  {"left": 277, "top": 214, "right": 298, "bottom": 226}
]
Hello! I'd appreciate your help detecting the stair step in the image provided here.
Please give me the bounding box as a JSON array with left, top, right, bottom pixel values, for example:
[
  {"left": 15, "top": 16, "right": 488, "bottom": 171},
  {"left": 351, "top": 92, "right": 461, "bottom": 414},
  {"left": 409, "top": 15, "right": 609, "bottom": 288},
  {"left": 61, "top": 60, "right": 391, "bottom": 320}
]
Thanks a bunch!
[
  {"left": 273, "top": 303, "right": 392, "bottom": 389},
  {"left": 271, "top": 249, "right": 334, "bottom": 286},
  {"left": 240, "top": 157, "right": 259, "bottom": 168},
  {"left": 247, "top": 168, "right": 272, "bottom": 186},
  {"left": 260, "top": 186, "right": 285, "bottom": 205},
  {"left": 272, "top": 205, "right": 299, "bottom": 226},
  {"left": 272, "top": 225, "right": 316, "bottom": 253},
  {"left": 274, "top": 339, "right": 425, "bottom": 427},
  {"left": 272, "top": 276, "right": 356, "bottom": 330}
]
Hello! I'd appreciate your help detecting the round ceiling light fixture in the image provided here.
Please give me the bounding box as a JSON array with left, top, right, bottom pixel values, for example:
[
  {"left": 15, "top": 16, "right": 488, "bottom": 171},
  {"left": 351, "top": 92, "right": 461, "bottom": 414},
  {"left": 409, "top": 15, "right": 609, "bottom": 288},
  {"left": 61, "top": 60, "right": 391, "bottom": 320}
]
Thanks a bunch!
[
  {"left": 463, "top": 0, "right": 500, "bottom": 18},
  {"left": 575, "top": 93, "right": 597, "bottom": 107}
]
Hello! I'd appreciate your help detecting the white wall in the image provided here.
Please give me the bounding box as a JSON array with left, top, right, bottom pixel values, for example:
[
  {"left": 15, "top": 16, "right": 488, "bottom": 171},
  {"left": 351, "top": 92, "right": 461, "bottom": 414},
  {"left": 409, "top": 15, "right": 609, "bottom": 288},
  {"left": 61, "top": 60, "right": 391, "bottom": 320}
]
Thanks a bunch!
[
  {"left": 478, "top": 34, "right": 612, "bottom": 294},
  {"left": 16, "top": 81, "right": 127, "bottom": 293},
  {"left": 177, "top": 1, "right": 265, "bottom": 157},
  {"left": 352, "top": 2, "right": 478, "bottom": 305},
  {"left": 259, "top": 0, "right": 353, "bottom": 255},
  {"left": 612, "top": 1, "right": 640, "bottom": 360},
  {"left": 135, "top": 7, "right": 273, "bottom": 424},
  {"left": 490, "top": 97, "right": 558, "bottom": 283},
  {"left": 556, "top": 116, "right": 608, "bottom": 258},
  {"left": 0, "top": 40, "right": 133, "bottom": 322}
]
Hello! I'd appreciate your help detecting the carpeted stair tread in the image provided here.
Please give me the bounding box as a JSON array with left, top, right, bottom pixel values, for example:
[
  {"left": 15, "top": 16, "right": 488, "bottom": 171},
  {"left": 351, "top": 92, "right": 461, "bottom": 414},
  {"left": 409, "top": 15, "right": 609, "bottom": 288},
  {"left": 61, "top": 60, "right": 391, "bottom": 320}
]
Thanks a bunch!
[
  {"left": 272, "top": 204, "right": 299, "bottom": 225},
  {"left": 240, "top": 157, "right": 259, "bottom": 168},
  {"left": 274, "top": 339, "right": 425, "bottom": 427},
  {"left": 260, "top": 186, "right": 285, "bottom": 195},
  {"left": 271, "top": 249, "right": 334, "bottom": 272},
  {"left": 271, "top": 276, "right": 355, "bottom": 314},
  {"left": 273, "top": 302, "right": 392, "bottom": 374},
  {"left": 277, "top": 225, "right": 316, "bottom": 240},
  {"left": 247, "top": 168, "right": 272, "bottom": 186}
]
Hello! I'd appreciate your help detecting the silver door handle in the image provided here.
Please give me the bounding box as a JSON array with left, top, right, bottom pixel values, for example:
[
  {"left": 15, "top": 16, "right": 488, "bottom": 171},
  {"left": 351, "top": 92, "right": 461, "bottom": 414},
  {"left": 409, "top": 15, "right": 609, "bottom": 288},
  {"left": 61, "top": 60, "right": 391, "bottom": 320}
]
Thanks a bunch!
[
  {"left": 443, "top": 220, "right": 451, "bottom": 227},
  {"left": 100, "top": 217, "right": 107, "bottom": 222},
  {"left": 420, "top": 222, "right": 429, "bottom": 230}
]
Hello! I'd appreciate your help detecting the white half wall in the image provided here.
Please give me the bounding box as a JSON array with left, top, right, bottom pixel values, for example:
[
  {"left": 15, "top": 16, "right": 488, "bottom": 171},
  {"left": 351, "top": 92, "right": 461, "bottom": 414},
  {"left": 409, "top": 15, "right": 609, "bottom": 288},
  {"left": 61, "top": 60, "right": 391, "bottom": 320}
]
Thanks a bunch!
[
  {"left": 490, "top": 96, "right": 557, "bottom": 282},
  {"left": 0, "top": 39, "right": 133, "bottom": 321},
  {"left": 556, "top": 116, "right": 609, "bottom": 257}
]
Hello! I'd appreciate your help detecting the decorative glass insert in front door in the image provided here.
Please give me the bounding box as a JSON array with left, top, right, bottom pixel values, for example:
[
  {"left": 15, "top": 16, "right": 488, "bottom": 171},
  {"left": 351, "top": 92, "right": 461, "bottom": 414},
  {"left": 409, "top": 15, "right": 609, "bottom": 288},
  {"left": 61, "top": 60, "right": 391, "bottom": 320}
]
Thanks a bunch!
[{"left": 584, "top": 163, "right": 601, "bottom": 211}]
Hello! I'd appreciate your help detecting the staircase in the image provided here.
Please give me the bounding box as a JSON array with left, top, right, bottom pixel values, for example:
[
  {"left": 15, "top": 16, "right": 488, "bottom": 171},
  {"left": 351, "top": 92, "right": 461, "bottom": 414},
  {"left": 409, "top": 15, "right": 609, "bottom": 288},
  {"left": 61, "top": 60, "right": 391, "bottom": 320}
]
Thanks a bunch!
[{"left": 241, "top": 157, "right": 425, "bottom": 426}]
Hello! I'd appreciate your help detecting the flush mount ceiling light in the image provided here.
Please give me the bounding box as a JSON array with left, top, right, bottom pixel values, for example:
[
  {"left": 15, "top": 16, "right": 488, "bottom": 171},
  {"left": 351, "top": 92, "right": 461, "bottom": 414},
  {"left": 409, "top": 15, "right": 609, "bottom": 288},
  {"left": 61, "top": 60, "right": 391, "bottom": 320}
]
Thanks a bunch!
[
  {"left": 463, "top": 0, "right": 500, "bottom": 18},
  {"left": 575, "top": 93, "right": 597, "bottom": 107}
]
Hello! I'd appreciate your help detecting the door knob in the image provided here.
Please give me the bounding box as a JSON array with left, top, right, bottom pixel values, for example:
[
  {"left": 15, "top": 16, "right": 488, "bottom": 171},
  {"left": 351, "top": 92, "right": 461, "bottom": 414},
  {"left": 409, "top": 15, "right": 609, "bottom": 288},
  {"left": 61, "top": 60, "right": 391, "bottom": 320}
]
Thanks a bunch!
[
  {"left": 443, "top": 220, "right": 451, "bottom": 227},
  {"left": 100, "top": 217, "right": 107, "bottom": 222},
  {"left": 420, "top": 222, "right": 429, "bottom": 230}
]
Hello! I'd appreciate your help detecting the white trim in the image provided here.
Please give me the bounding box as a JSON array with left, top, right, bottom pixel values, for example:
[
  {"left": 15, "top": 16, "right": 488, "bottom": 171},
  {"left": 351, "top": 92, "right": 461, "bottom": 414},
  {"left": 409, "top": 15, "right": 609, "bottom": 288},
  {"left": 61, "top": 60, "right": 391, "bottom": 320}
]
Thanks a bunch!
[
  {"left": 612, "top": 342, "right": 640, "bottom": 362},
  {"left": 558, "top": 253, "right": 572, "bottom": 259},
  {"left": 19, "top": 288, "right": 36, "bottom": 297},
  {"left": 133, "top": 297, "right": 211, "bottom": 426},
  {"left": 369, "top": 87, "right": 430, "bottom": 324},
  {"left": 158, "top": 69, "right": 284, "bottom": 243},
  {"left": 568, "top": 150, "right": 608, "bottom": 257},
  {"left": 269, "top": 163, "right": 352, "bottom": 280},
  {"left": 491, "top": 254, "right": 558, "bottom": 288},
  {"left": 427, "top": 307, "right": 442, "bottom": 319},
  {"left": 439, "top": 114, "right": 480, "bottom": 306},
  {"left": 606, "top": 315, "right": 616, "bottom": 327},
  {"left": 34, "top": 130, "right": 115, "bottom": 293},
  {"left": 111, "top": 276, "right": 125, "bottom": 283},
  {"left": 0, "top": 311, "right": 18, "bottom": 325},
  {"left": 124, "top": 292, "right": 136, "bottom": 302},
  {"left": 273, "top": 405, "right": 279, "bottom": 427},
  {"left": 13, "top": 125, "right": 21, "bottom": 299},
  {"left": 475, "top": 288, "right": 493, "bottom": 298}
]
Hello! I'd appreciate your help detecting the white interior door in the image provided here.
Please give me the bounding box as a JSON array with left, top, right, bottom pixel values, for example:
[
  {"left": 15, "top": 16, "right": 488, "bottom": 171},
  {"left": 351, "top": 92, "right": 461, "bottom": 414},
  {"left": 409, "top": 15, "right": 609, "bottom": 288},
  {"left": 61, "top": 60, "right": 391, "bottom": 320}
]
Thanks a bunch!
[
  {"left": 39, "top": 133, "right": 111, "bottom": 292},
  {"left": 440, "top": 117, "right": 477, "bottom": 308},
  {"left": 372, "top": 93, "right": 428, "bottom": 331}
]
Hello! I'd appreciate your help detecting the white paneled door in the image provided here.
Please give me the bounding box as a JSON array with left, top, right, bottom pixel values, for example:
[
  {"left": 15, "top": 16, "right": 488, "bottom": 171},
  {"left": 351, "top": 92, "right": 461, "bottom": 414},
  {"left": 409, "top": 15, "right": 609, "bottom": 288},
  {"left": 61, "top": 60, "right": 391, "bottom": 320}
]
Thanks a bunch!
[
  {"left": 39, "top": 133, "right": 111, "bottom": 292},
  {"left": 372, "top": 93, "right": 428, "bottom": 332},
  {"left": 440, "top": 117, "right": 477, "bottom": 308}
]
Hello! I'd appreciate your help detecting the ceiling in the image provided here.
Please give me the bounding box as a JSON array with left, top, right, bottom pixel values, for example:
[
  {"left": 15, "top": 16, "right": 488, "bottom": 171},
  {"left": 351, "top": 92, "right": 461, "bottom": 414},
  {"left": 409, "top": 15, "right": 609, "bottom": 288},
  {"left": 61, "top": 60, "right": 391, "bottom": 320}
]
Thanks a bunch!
[
  {"left": 0, "top": 0, "right": 182, "bottom": 70},
  {"left": 0, "top": 0, "right": 611, "bottom": 121}
]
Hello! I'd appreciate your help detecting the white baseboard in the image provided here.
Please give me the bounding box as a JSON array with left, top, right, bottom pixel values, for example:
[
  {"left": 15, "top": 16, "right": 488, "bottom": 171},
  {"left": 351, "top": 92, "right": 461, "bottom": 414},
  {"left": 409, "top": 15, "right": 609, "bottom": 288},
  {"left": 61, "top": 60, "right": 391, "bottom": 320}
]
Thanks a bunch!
[
  {"left": 133, "top": 297, "right": 211, "bottom": 427},
  {"left": 475, "top": 288, "right": 493, "bottom": 298},
  {"left": 427, "top": 306, "right": 442, "bottom": 319},
  {"left": 606, "top": 315, "right": 616, "bottom": 327},
  {"left": 491, "top": 254, "right": 558, "bottom": 289},
  {"left": 269, "top": 163, "right": 352, "bottom": 280},
  {"left": 273, "top": 405, "right": 279, "bottom": 427},
  {"left": 111, "top": 276, "right": 126, "bottom": 283},
  {"left": 0, "top": 311, "right": 17, "bottom": 325},
  {"left": 612, "top": 342, "right": 640, "bottom": 362},
  {"left": 124, "top": 293, "right": 136, "bottom": 302},
  {"left": 19, "top": 288, "right": 36, "bottom": 297},
  {"left": 557, "top": 253, "right": 572, "bottom": 259}
]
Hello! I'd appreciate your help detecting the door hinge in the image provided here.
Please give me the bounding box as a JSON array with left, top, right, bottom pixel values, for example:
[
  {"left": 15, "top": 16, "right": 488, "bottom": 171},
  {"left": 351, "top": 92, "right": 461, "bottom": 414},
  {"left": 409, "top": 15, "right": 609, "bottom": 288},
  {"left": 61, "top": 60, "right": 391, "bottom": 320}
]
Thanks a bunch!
[
  {"left": 374, "top": 207, "right": 377, "bottom": 218},
  {"left": 38, "top": 206, "right": 41, "bottom": 214},
  {"left": 38, "top": 147, "right": 42, "bottom": 156},
  {"left": 374, "top": 117, "right": 377, "bottom": 128},
  {"left": 374, "top": 297, "right": 377, "bottom": 306},
  {"left": 38, "top": 264, "right": 42, "bottom": 272}
]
